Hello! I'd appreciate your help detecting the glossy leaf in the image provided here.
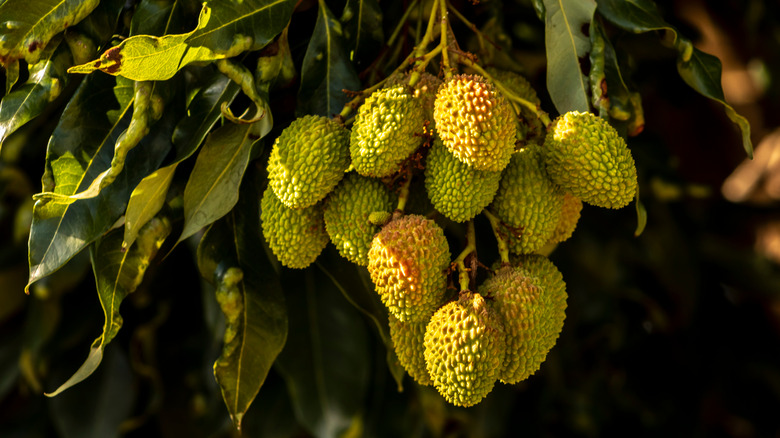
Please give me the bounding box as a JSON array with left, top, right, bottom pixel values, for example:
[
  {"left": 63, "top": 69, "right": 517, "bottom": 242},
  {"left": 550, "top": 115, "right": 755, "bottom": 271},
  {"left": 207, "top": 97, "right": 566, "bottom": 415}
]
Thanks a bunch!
[
  {"left": 122, "top": 165, "right": 176, "bottom": 249},
  {"left": 178, "top": 106, "right": 272, "bottom": 244},
  {"left": 0, "top": 0, "right": 99, "bottom": 65},
  {"left": 275, "top": 267, "right": 371, "bottom": 438},
  {"left": 255, "top": 26, "right": 296, "bottom": 90},
  {"left": 298, "top": 0, "right": 361, "bottom": 117},
  {"left": 0, "top": 39, "right": 72, "bottom": 149},
  {"left": 597, "top": 0, "right": 753, "bottom": 157},
  {"left": 196, "top": 173, "right": 288, "bottom": 430},
  {"left": 27, "top": 74, "right": 175, "bottom": 291},
  {"left": 340, "top": 0, "right": 384, "bottom": 67},
  {"left": 45, "top": 217, "right": 170, "bottom": 397},
  {"left": 542, "top": 0, "right": 597, "bottom": 114},
  {"left": 68, "top": 0, "right": 296, "bottom": 81}
]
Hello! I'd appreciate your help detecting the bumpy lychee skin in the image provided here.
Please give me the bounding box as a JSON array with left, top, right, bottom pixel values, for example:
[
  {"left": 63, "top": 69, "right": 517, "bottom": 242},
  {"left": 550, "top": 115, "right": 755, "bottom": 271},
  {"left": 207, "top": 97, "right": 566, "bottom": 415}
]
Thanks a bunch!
[
  {"left": 479, "top": 264, "right": 561, "bottom": 384},
  {"left": 546, "top": 193, "right": 582, "bottom": 246},
  {"left": 389, "top": 315, "right": 432, "bottom": 386},
  {"left": 490, "top": 146, "right": 564, "bottom": 254},
  {"left": 487, "top": 67, "right": 545, "bottom": 143},
  {"left": 509, "top": 254, "right": 567, "bottom": 360},
  {"left": 350, "top": 86, "right": 426, "bottom": 177},
  {"left": 267, "top": 115, "right": 350, "bottom": 209},
  {"left": 434, "top": 74, "right": 516, "bottom": 172},
  {"left": 323, "top": 173, "right": 396, "bottom": 266},
  {"left": 386, "top": 71, "right": 443, "bottom": 130},
  {"left": 367, "top": 215, "right": 450, "bottom": 322},
  {"left": 425, "top": 138, "right": 502, "bottom": 223},
  {"left": 544, "top": 111, "right": 637, "bottom": 209},
  {"left": 424, "top": 292, "right": 505, "bottom": 407},
  {"left": 260, "top": 186, "right": 328, "bottom": 269}
]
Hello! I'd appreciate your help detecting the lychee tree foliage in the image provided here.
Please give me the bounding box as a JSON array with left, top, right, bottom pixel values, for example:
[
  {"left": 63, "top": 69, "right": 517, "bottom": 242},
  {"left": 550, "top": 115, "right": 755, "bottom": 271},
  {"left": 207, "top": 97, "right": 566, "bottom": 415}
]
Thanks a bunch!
[{"left": 0, "top": 0, "right": 753, "bottom": 435}]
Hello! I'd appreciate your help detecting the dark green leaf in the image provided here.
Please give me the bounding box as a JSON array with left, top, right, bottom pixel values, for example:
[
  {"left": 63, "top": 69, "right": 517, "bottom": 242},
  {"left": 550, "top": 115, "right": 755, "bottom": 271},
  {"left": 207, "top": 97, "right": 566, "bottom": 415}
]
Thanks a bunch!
[
  {"left": 196, "top": 173, "right": 288, "bottom": 429},
  {"left": 255, "top": 26, "right": 296, "bottom": 90},
  {"left": 45, "top": 216, "right": 170, "bottom": 397},
  {"left": 0, "top": 0, "right": 99, "bottom": 65},
  {"left": 298, "top": 0, "right": 361, "bottom": 117},
  {"left": 0, "top": 39, "right": 72, "bottom": 149},
  {"left": 542, "top": 0, "right": 597, "bottom": 114},
  {"left": 48, "top": 345, "right": 135, "bottom": 438},
  {"left": 130, "top": 0, "right": 188, "bottom": 37},
  {"left": 597, "top": 0, "right": 753, "bottom": 157},
  {"left": 178, "top": 107, "right": 272, "bottom": 244},
  {"left": 275, "top": 267, "right": 371, "bottom": 438},
  {"left": 27, "top": 74, "right": 175, "bottom": 291},
  {"left": 340, "top": 0, "right": 384, "bottom": 68},
  {"left": 68, "top": 0, "right": 296, "bottom": 81}
]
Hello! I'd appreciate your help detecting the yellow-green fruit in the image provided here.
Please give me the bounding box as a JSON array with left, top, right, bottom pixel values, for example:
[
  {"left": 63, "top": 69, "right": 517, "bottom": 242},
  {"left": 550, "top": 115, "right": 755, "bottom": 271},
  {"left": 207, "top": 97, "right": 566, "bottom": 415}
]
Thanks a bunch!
[
  {"left": 389, "top": 315, "right": 432, "bottom": 386},
  {"left": 490, "top": 146, "right": 564, "bottom": 254},
  {"left": 267, "top": 115, "right": 350, "bottom": 209},
  {"left": 350, "top": 86, "right": 426, "bottom": 177},
  {"left": 386, "top": 71, "right": 442, "bottom": 129},
  {"left": 368, "top": 214, "right": 450, "bottom": 322},
  {"left": 323, "top": 173, "right": 396, "bottom": 265},
  {"left": 486, "top": 68, "right": 545, "bottom": 143},
  {"left": 479, "top": 265, "right": 552, "bottom": 384},
  {"left": 424, "top": 292, "right": 505, "bottom": 407},
  {"left": 425, "top": 137, "right": 501, "bottom": 222},
  {"left": 433, "top": 74, "right": 516, "bottom": 172},
  {"left": 260, "top": 186, "right": 328, "bottom": 269},
  {"left": 510, "top": 254, "right": 567, "bottom": 359},
  {"left": 546, "top": 193, "right": 582, "bottom": 246},
  {"left": 544, "top": 111, "right": 637, "bottom": 209}
]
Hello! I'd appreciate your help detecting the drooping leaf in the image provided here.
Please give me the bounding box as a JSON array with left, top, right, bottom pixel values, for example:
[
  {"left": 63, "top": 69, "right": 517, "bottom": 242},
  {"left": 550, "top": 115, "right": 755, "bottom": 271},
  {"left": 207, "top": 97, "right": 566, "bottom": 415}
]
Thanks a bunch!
[
  {"left": 597, "top": 0, "right": 753, "bottom": 158},
  {"left": 122, "top": 165, "right": 176, "bottom": 249},
  {"left": 340, "top": 0, "right": 384, "bottom": 67},
  {"left": 178, "top": 105, "right": 272, "bottom": 244},
  {"left": 215, "top": 58, "right": 266, "bottom": 123},
  {"left": 315, "top": 250, "right": 405, "bottom": 391},
  {"left": 196, "top": 171, "right": 288, "bottom": 430},
  {"left": 542, "top": 0, "right": 597, "bottom": 114},
  {"left": 275, "top": 267, "right": 371, "bottom": 438},
  {"left": 68, "top": 0, "right": 296, "bottom": 81},
  {"left": 0, "top": 0, "right": 99, "bottom": 66},
  {"left": 298, "top": 0, "right": 361, "bottom": 117},
  {"left": 0, "top": 38, "right": 72, "bottom": 150},
  {"left": 45, "top": 216, "right": 170, "bottom": 397},
  {"left": 255, "top": 25, "right": 296, "bottom": 91},
  {"left": 27, "top": 74, "right": 175, "bottom": 291},
  {"left": 48, "top": 345, "right": 135, "bottom": 438}
]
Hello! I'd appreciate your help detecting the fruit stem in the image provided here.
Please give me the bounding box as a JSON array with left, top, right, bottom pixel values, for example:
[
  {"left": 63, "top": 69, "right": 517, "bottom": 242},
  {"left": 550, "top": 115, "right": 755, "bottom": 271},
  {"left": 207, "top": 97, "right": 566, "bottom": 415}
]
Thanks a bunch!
[
  {"left": 415, "top": 0, "right": 442, "bottom": 59},
  {"left": 483, "top": 209, "right": 510, "bottom": 264},
  {"left": 394, "top": 166, "right": 413, "bottom": 214},
  {"left": 453, "top": 221, "right": 477, "bottom": 291},
  {"left": 387, "top": 0, "right": 420, "bottom": 48},
  {"left": 439, "top": 0, "right": 454, "bottom": 77},
  {"left": 446, "top": 0, "right": 485, "bottom": 55},
  {"left": 408, "top": 44, "right": 443, "bottom": 87},
  {"left": 453, "top": 53, "right": 552, "bottom": 126}
]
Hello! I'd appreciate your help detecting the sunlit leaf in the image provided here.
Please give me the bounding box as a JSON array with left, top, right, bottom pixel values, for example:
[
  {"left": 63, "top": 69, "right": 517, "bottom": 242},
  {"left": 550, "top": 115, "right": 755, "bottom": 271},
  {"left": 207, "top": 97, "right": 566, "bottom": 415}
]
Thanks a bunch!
[
  {"left": 0, "top": 0, "right": 99, "bottom": 65},
  {"left": 597, "top": 0, "right": 752, "bottom": 157},
  {"left": 68, "top": 0, "right": 296, "bottom": 81},
  {"left": 340, "top": 0, "right": 384, "bottom": 67},
  {"left": 44, "top": 217, "right": 170, "bottom": 397},
  {"left": 0, "top": 39, "right": 72, "bottom": 150},
  {"left": 122, "top": 166, "right": 176, "bottom": 249},
  {"left": 178, "top": 105, "right": 272, "bottom": 244},
  {"left": 196, "top": 172, "right": 287, "bottom": 429},
  {"left": 27, "top": 74, "right": 175, "bottom": 291},
  {"left": 542, "top": 0, "right": 596, "bottom": 114},
  {"left": 298, "top": 0, "right": 361, "bottom": 117},
  {"left": 275, "top": 267, "right": 371, "bottom": 438}
]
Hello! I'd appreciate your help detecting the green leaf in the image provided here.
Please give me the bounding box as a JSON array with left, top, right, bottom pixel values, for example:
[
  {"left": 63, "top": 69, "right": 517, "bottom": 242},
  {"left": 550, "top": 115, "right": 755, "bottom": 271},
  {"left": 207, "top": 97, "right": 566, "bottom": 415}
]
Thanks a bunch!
[
  {"left": 45, "top": 216, "right": 170, "bottom": 397},
  {"left": 340, "top": 0, "right": 384, "bottom": 68},
  {"left": 129, "top": 0, "right": 188, "bottom": 37},
  {"left": 542, "top": 0, "right": 597, "bottom": 114},
  {"left": 178, "top": 106, "right": 272, "bottom": 244},
  {"left": 315, "top": 251, "right": 405, "bottom": 391},
  {"left": 68, "top": 0, "right": 296, "bottom": 81},
  {"left": 275, "top": 267, "right": 371, "bottom": 438},
  {"left": 298, "top": 0, "right": 361, "bottom": 117},
  {"left": 0, "top": 38, "right": 72, "bottom": 149},
  {"left": 196, "top": 172, "right": 288, "bottom": 430},
  {"left": 597, "top": 0, "right": 753, "bottom": 158},
  {"left": 27, "top": 74, "right": 175, "bottom": 291},
  {"left": 0, "top": 0, "right": 99, "bottom": 65},
  {"left": 122, "top": 165, "right": 176, "bottom": 249}
]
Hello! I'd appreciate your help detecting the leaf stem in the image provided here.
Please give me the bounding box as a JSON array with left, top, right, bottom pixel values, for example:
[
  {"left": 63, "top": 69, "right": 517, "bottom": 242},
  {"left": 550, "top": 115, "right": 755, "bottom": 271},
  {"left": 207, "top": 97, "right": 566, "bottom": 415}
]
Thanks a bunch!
[{"left": 483, "top": 209, "right": 510, "bottom": 264}]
